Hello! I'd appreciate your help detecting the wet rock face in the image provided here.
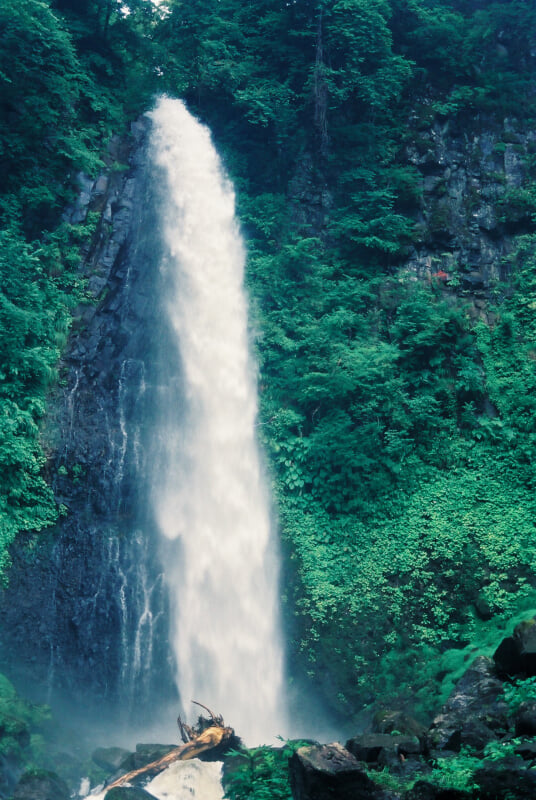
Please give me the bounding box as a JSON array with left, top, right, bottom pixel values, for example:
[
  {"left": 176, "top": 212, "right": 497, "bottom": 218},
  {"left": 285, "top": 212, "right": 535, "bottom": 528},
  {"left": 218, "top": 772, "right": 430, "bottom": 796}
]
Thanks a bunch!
[
  {"left": 403, "top": 782, "right": 471, "bottom": 800},
  {"left": 494, "top": 618, "right": 536, "bottom": 678},
  {"left": 473, "top": 760, "right": 536, "bottom": 800},
  {"left": 92, "top": 748, "right": 132, "bottom": 773},
  {"left": 12, "top": 770, "right": 70, "bottom": 800},
  {"left": 427, "top": 656, "right": 508, "bottom": 752},
  {"left": 0, "top": 120, "right": 177, "bottom": 722},
  {"left": 105, "top": 788, "right": 158, "bottom": 800},
  {"left": 288, "top": 743, "right": 384, "bottom": 800},
  {"left": 372, "top": 710, "right": 427, "bottom": 739},
  {"left": 514, "top": 702, "right": 536, "bottom": 737},
  {"left": 402, "top": 116, "right": 536, "bottom": 311},
  {"left": 346, "top": 733, "right": 422, "bottom": 764}
]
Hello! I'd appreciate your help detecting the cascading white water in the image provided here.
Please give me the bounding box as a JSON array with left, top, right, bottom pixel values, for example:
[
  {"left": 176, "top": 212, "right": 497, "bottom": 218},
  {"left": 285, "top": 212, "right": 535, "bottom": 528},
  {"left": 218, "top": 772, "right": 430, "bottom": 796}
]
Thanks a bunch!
[
  {"left": 86, "top": 759, "right": 224, "bottom": 800},
  {"left": 149, "top": 97, "right": 286, "bottom": 745},
  {"left": 146, "top": 760, "right": 224, "bottom": 800}
]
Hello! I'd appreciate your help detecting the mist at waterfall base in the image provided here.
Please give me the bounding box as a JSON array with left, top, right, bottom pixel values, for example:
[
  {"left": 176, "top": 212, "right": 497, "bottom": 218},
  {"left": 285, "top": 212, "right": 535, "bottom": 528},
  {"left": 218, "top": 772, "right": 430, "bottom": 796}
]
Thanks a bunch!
[{"left": 148, "top": 95, "right": 288, "bottom": 747}]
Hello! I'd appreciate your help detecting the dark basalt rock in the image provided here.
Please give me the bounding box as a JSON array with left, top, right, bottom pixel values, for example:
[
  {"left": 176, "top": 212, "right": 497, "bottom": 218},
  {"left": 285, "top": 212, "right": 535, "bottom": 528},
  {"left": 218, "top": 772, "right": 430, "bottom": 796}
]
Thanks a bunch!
[
  {"left": 514, "top": 740, "right": 536, "bottom": 761},
  {"left": 427, "top": 656, "right": 508, "bottom": 752},
  {"left": 128, "top": 744, "right": 178, "bottom": 771},
  {"left": 103, "top": 743, "right": 178, "bottom": 788},
  {"left": 291, "top": 650, "right": 536, "bottom": 800},
  {"left": 105, "top": 788, "right": 158, "bottom": 800},
  {"left": 12, "top": 770, "right": 69, "bottom": 800},
  {"left": 373, "top": 710, "right": 427, "bottom": 739},
  {"left": 0, "top": 119, "right": 177, "bottom": 724},
  {"left": 474, "top": 760, "right": 536, "bottom": 799},
  {"left": 402, "top": 117, "right": 536, "bottom": 321},
  {"left": 92, "top": 747, "right": 133, "bottom": 772},
  {"left": 289, "top": 742, "right": 383, "bottom": 800},
  {"left": 346, "top": 733, "right": 422, "bottom": 763},
  {"left": 402, "top": 781, "right": 472, "bottom": 800},
  {"left": 494, "top": 619, "right": 536, "bottom": 678},
  {"left": 514, "top": 701, "right": 536, "bottom": 736}
]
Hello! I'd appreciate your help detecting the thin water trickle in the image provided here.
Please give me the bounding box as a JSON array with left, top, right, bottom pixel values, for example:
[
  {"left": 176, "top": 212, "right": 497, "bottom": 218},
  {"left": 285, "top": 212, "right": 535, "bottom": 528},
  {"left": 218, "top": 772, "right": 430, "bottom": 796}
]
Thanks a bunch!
[{"left": 149, "top": 97, "right": 286, "bottom": 745}]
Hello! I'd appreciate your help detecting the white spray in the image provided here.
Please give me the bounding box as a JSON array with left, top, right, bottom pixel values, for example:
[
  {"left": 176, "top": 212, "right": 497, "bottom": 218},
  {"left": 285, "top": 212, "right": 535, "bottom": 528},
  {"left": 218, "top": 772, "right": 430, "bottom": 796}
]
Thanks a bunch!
[{"left": 149, "top": 97, "right": 286, "bottom": 745}]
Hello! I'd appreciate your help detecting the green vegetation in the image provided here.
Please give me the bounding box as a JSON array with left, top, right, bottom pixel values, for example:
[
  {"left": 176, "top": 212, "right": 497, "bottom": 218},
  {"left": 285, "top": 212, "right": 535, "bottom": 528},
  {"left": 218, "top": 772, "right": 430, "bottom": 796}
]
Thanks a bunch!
[
  {"left": 253, "top": 224, "right": 536, "bottom": 715},
  {"left": 221, "top": 1, "right": 536, "bottom": 718},
  {"left": 224, "top": 741, "right": 307, "bottom": 800},
  {"left": 2, "top": 0, "right": 536, "bottom": 738},
  {"left": 0, "top": 673, "right": 51, "bottom": 771},
  {"left": 0, "top": 672, "right": 110, "bottom": 789},
  {"left": 503, "top": 676, "right": 536, "bottom": 714},
  {"left": 223, "top": 739, "right": 528, "bottom": 800}
]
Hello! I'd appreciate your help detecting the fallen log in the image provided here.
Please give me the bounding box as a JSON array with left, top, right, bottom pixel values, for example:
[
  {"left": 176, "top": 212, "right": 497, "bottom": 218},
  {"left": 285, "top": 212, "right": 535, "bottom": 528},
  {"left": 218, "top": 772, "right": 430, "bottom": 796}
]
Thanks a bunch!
[{"left": 105, "top": 706, "right": 235, "bottom": 791}]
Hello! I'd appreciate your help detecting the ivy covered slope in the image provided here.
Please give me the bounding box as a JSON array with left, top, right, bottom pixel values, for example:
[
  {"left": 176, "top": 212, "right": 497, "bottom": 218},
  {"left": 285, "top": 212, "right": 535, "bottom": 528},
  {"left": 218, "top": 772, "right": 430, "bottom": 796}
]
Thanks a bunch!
[{"left": 154, "top": 0, "right": 536, "bottom": 718}]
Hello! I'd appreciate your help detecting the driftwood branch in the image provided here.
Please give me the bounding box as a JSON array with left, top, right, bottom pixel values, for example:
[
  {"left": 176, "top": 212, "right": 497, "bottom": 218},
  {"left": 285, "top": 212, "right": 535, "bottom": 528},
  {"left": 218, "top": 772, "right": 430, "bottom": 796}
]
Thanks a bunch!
[
  {"left": 106, "top": 705, "right": 234, "bottom": 791},
  {"left": 191, "top": 700, "right": 224, "bottom": 726},
  {"left": 177, "top": 715, "right": 196, "bottom": 744}
]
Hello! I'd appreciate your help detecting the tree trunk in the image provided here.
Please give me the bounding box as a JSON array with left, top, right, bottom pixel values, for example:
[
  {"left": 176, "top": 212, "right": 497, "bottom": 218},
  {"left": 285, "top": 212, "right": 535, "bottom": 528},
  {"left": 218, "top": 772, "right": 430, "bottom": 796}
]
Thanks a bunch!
[{"left": 105, "top": 725, "right": 235, "bottom": 790}]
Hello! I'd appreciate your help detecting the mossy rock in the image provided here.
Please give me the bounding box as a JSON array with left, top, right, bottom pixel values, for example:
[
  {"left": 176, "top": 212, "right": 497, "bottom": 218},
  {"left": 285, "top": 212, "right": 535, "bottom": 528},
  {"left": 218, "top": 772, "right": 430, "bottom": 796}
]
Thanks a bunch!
[
  {"left": 92, "top": 746, "right": 133, "bottom": 772},
  {"left": 12, "top": 769, "right": 69, "bottom": 800},
  {"left": 373, "top": 709, "right": 427, "bottom": 738},
  {"left": 105, "top": 786, "right": 158, "bottom": 800},
  {"left": 120, "top": 743, "right": 177, "bottom": 772}
]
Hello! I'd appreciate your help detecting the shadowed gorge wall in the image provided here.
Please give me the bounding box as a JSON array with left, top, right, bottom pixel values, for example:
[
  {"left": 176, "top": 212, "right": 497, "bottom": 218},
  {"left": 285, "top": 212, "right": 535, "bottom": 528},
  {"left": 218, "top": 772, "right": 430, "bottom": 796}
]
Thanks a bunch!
[{"left": 0, "top": 120, "right": 177, "bottom": 724}]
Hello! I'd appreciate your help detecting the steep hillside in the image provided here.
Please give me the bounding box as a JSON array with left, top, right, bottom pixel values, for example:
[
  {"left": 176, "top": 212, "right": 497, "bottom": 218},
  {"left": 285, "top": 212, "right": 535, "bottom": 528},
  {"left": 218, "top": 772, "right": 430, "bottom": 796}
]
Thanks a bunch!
[
  {"left": 158, "top": 0, "right": 536, "bottom": 719},
  {"left": 0, "top": 0, "right": 536, "bottom": 771}
]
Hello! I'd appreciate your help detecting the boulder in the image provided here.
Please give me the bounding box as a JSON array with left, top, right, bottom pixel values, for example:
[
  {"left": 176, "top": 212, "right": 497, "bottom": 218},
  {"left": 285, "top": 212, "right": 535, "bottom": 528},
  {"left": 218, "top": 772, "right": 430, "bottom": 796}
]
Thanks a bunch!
[
  {"left": 373, "top": 710, "right": 427, "bottom": 738},
  {"left": 92, "top": 747, "right": 133, "bottom": 772},
  {"left": 346, "top": 733, "right": 422, "bottom": 763},
  {"left": 105, "top": 788, "right": 158, "bottom": 800},
  {"left": 514, "top": 741, "right": 536, "bottom": 761},
  {"left": 288, "top": 742, "right": 381, "bottom": 800},
  {"left": 403, "top": 781, "right": 472, "bottom": 799},
  {"left": 514, "top": 701, "right": 536, "bottom": 736},
  {"left": 461, "top": 271, "right": 487, "bottom": 290},
  {"left": 474, "top": 760, "right": 536, "bottom": 799},
  {"left": 118, "top": 744, "right": 178, "bottom": 772},
  {"left": 12, "top": 770, "right": 70, "bottom": 800},
  {"left": 427, "top": 656, "right": 508, "bottom": 752},
  {"left": 493, "top": 619, "right": 536, "bottom": 678}
]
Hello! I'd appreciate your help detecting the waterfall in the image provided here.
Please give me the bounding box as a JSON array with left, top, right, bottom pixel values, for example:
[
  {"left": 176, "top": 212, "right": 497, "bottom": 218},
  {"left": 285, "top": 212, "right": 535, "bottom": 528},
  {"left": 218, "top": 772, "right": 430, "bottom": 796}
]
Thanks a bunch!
[{"left": 148, "top": 97, "right": 286, "bottom": 745}]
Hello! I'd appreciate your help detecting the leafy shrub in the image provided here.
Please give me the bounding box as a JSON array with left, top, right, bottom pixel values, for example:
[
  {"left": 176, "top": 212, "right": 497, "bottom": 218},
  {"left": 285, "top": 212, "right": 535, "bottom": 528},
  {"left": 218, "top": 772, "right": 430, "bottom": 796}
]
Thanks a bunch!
[
  {"left": 0, "top": 673, "right": 51, "bottom": 766},
  {"left": 224, "top": 741, "right": 307, "bottom": 800},
  {"left": 503, "top": 678, "right": 536, "bottom": 714}
]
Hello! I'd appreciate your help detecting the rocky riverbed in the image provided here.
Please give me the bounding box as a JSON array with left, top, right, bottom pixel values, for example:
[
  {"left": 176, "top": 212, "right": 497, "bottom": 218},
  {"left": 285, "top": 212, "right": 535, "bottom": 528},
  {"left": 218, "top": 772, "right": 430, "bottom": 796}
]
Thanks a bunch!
[{"left": 6, "top": 619, "right": 536, "bottom": 800}]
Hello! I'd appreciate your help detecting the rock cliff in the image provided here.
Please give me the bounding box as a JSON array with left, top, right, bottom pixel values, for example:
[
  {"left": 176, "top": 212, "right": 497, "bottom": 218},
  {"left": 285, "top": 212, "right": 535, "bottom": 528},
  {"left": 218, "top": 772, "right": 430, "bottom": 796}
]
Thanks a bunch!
[
  {"left": 0, "top": 118, "right": 177, "bottom": 724},
  {"left": 403, "top": 113, "right": 536, "bottom": 307}
]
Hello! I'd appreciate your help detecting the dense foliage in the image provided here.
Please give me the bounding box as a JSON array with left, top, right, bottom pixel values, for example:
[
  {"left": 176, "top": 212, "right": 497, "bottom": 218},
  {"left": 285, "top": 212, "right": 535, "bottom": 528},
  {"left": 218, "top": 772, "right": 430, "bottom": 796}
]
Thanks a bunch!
[
  {"left": 153, "top": 0, "right": 536, "bottom": 717},
  {"left": 224, "top": 742, "right": 306, "bottom": 800},
  {"left": 2, "top": 0, "right": 536, "bottom": 727}
]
